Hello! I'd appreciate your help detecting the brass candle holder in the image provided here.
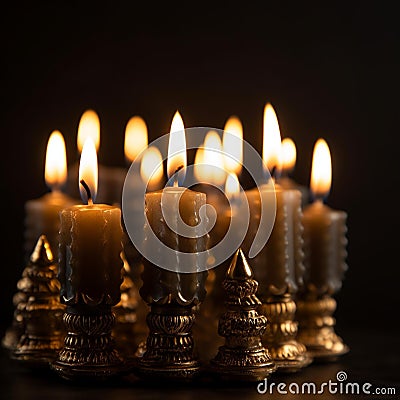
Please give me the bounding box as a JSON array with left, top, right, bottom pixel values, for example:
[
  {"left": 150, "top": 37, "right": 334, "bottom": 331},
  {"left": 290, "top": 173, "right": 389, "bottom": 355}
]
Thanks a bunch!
[
  {"left": 242, "top": 184, "right": 312, "bottom": 373},
  {"left": 52, "top": 304, "right": 123, "bottom": 380},
  {"left": 260, "top": 293, "right": 311, "bottom": 372},
  {"left": 51, "top": 202, "right": 125, "bottom": 381},
  {"left": 12, "top": 235, "right": 65, "bottom": 366},
  {"left": 296, "top": 294, "right": 349, "bottom": 362},
  {"left": 134, "top": 262, "right": 208, "bottom": 381},
  {"left": 209, "top": 249, "right": 276, "bottom": 381},
  {"left": 296, "top": 139, "right": 350, "bottom": 362},
  {"left": 296, "top": 198, "right": 349, "bottom": 362}
]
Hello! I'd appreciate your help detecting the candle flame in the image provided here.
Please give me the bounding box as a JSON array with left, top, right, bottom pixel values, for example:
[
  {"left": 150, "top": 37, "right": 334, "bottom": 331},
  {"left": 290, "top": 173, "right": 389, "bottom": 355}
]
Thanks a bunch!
[
  {"left": 167, "top": 111, "right": 186, "bottom": 183},
  {"left": 195, "top": 130, "right": 225, "bottom": 185},
  {"left": 310, "top": 138, "right": 332, "bottom": 199},
  {"left": 263, "top": 103, "right": 282, "bottom": 175},
  {"left": 225, "top": 172, "right": 240, "bottom": 200},
  {"left": 45, "top": 130, "right": 67, "bottom": 190},
  {"left": 281, "top": 137, "right": 297, "bottom": 173},
  {"left": 223, "top": 116, "right": 243, "bottom": 175},
  {"left": 124, "top": 116, "right": 148, "bottom": 163},
  {"left": 79, "top": 137, "right": 98, "bottom": 203},
  {"left": 77, "top": 109, "right": 100, "bottom": 153},
  {"left": 140, "top": 146, "right": 164, "bottom": 190},
  {"left": 194, "top": 145, "right": 205, "bottom": 181}
]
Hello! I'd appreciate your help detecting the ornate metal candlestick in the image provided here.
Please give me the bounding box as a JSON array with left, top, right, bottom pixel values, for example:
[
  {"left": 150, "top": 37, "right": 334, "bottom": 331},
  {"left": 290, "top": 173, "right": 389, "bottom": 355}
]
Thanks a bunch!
[
  {"left": 51, "top": 198, "right": 125, "bottom": 381},
  {"left": 296, "top": 199, "right": 349, "bottom": 361},
  {"left": 209, "top": 249, "right": 276, "bottom": 381},
  {"left": 12, "top": 235, "right": 65, "bottom": 365},
  {"left": 243, "top": 184, "right": 312, "bottom": 372},
  {"left": 135, "top": 263, "right": 208, "bottom": 381},
  {"left": 133, "top": 183, "right": 210, "bottom": 381}
]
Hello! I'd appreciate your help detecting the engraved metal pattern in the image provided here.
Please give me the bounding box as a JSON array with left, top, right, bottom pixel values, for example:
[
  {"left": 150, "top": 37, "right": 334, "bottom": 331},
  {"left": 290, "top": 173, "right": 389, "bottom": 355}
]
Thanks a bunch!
[
  {"left": 260, "top": 294, "right": 313, "bottom": 372},
  {"left": 209, "top": 249, "right": 277, "bottom": 381},
  {"left": 11, "top": 235, "right": 66, "bottom": 365},
  {"left": 296, "top": 296, "right": 349, "bottom": 362},
  {"left": 51, "top": 307, "right": 123, "bottom": 381}
]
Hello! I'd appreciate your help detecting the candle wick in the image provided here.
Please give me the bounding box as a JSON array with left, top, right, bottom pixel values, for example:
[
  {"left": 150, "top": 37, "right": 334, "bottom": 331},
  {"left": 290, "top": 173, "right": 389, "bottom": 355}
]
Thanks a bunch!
[
  {"left": 80, "top": 179, "right": 92, "bottom": 205},
  {"left": 173, "top": 165, "right": 184, "bottom": 187}
]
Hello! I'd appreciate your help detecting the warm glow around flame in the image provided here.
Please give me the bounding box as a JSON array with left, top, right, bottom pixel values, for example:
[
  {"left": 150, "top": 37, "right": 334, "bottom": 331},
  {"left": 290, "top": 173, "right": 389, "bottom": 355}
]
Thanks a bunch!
[
  {"left": 225, "top": 172, "right": 240, "bottom": 200},
  {"left": 310, "top": 138, "right": 332, "bottom": 199},
  {"left": 167, "top": 111, "right": 187, "bottom": 180},
  {"left": 140, "top": 146, "right": 164, "bottom": 189},
  {"left": 201, "top": 130, "right": 226, "bottom": 185},
  {"left": 263, "top": 103, "right": 282, "bottom": 173},
  {"left": 79, "top": 137, "right": 98, "bottom": 203},
  {"left": 124, "top": 116, "right": 148, "bottom": 163},
  {"left": 281, "top": 138, "right": 297, "bottom": 173},
  {"left": 223, "top": 116, "right": 243, "bottom": 175},
  {"left": 45, "top": 130, "right": 67, "bottom": 190},
  {"left": 77, "top": 109, "right": 100, "bottom": 153}
]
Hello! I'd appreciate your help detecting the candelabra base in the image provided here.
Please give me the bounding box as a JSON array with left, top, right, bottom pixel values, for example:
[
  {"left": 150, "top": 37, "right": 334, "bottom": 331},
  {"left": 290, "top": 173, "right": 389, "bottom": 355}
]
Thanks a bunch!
[
  {"left": 260, "top": 295, "right": 313, "bottom": 373},
  {"left": 267, "top": 341, "right": 313, "bottom": 373},
  {"left": 209, "top": 346, "right": 277, "bottom": 382},
  {"left": 296, "top": 296, "right": 349, "bottom": 362},
  {"left": 134, "top": 305, "right": 201, "bottom": 381},
  {"left": 51, "top": 306, "right": 124, "bottom": 382}
]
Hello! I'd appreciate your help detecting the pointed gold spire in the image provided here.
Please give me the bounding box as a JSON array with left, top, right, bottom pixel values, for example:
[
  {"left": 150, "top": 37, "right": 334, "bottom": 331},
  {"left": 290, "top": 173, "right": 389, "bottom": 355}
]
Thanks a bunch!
[
  {"left": 226, "top": 248, "right": 253, "bottom": 280},
  {"left": 30, "top": 235, "right": 54, "bottom": 265}
]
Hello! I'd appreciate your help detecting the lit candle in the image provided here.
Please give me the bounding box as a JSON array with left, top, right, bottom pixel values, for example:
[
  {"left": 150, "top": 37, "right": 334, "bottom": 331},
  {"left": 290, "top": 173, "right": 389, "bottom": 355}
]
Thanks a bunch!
[
  {"left": 277, "top": 137, "right": 310, "bottom": 206},
  {"left": 24, "top": 130, "right": 77, "bottom": 260},
  {"left": 58, "top": 136, "right": 124, "bottom": 306},
  {"left": 242, "top": 103, "right": 304, "bottom": 297},
  {"left": 54, "top": 137, "right": 124, "bottom": 378},
  {"left": 300, "top": 139, "right": 348, "bottom": 294},
  {"left": 242, "top": 103, "right": 310, "bottom": 371},
  {"left": 296, "top": 139, "right": 349, "bottom": 360},
  {"left": 136, "top": 111, "right": 209, "bottom": 379},
  {"left": 140, "top": 110, "right": 209, "bottom": 292}
]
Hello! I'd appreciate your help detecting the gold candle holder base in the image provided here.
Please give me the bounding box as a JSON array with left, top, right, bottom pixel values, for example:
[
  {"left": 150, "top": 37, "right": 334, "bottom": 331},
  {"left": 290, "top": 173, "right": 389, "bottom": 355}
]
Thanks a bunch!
[
  {"left": 51, "top": 306, "right": 124, "bottom": 381},
  {"left": 261, "top": 294, "right": 313, "bottom": 373},
  {"left": 134, "top": 305, "right": 200, "bottom": 381},
  {"left": 209, "top": 249, "right": 277, "bottom": 382},
  {"left": 296, "top": 296, "right": 349, "bottom": 362}
]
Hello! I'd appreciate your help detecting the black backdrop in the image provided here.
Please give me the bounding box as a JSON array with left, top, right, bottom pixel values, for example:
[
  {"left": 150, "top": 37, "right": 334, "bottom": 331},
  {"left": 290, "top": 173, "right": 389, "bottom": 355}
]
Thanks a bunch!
[{"left": 0, "top": 3, "right": 399, "bottom": 340}]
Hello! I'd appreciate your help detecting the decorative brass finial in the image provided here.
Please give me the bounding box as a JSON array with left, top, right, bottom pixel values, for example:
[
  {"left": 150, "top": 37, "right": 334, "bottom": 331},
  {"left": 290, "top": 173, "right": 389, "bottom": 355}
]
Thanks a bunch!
[
  {"left": 209, "top": 248, "right": 277, "bottom": 381},
  {"left": 11, "top": 235, "right": 65, "bottom": 366}
]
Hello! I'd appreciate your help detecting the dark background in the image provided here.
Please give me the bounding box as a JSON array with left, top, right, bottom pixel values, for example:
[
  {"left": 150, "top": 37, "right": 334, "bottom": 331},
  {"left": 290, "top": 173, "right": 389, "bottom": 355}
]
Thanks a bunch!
[{"left": 0, "top": 0, "right": 399, "bottom": 388}]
